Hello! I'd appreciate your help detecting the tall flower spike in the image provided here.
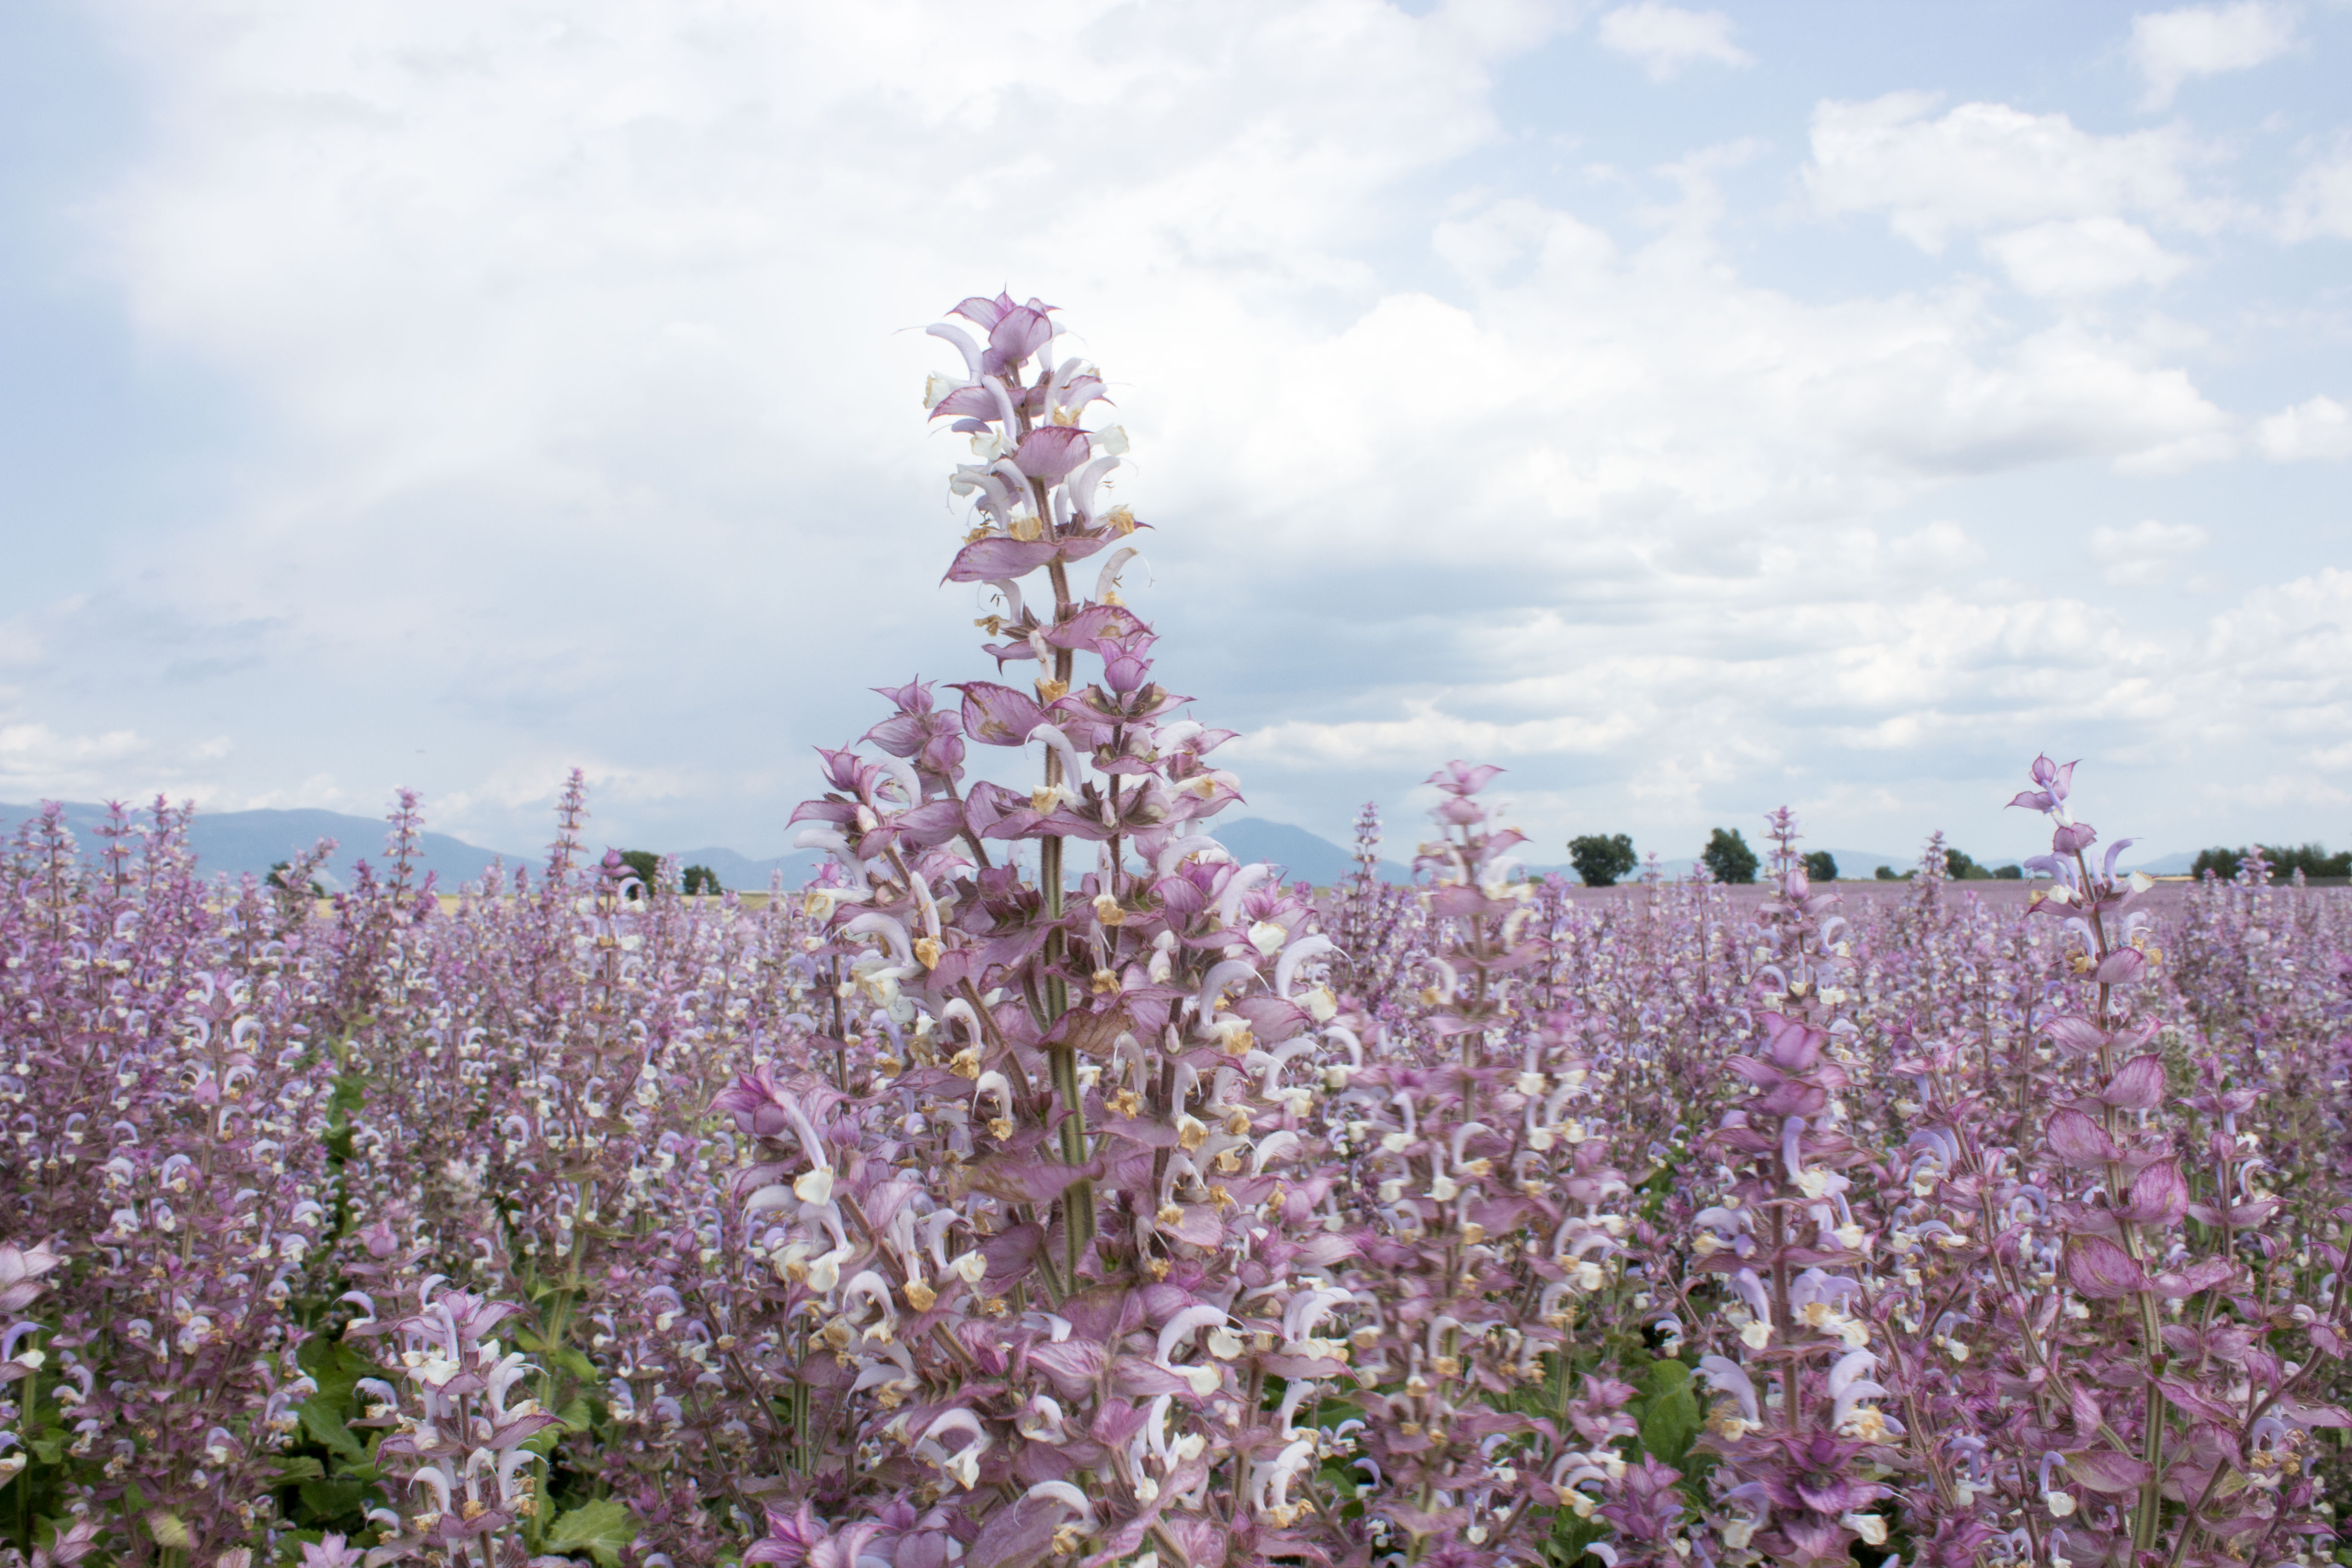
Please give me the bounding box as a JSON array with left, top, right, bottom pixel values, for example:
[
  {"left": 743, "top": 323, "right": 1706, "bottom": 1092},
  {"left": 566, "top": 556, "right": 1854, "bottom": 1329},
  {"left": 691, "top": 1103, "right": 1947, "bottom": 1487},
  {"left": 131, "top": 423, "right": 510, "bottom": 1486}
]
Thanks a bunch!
[{"left": 735, "top": 293, "right": 1341, "bottom": 1566}]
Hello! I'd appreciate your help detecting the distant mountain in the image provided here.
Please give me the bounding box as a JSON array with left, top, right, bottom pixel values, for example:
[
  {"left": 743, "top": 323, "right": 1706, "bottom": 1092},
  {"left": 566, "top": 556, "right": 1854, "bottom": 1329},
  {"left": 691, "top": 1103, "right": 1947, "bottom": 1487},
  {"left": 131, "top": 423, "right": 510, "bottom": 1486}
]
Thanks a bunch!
[
  {"left": 667, "top": 846, "right": 823, "bottom": 893},
  {"left": 0, "top": 800, "right": 525, "bottom": 892},
  {"left": 0, "top": 800, "right": 843, "bottom": 896},
  {"left": 2122, "top": 851, "right": 2197, "bottom": 876},
  {"left": 1207, "top": 818, "right": 1411, "bottom": 885},
  {"left": 0, "top": 799, "right": 2203, "bottom": 893}
]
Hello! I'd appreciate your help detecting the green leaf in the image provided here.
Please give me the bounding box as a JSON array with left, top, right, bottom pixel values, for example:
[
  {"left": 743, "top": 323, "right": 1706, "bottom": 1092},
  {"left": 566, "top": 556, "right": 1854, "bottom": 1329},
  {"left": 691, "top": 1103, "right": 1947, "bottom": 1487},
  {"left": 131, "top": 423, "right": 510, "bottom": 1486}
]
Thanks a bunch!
[
  {"left": 28, "top": 1435, "right": 64, "bottom": 1465},
  {"left": 296, "top": 1328, "right": 352, "bottom": 1377},
  {"left": 1542, "top": 1509, "right": 1608, "bottom": 1567},
  {"left": 297, "top": 1476, "right": 372, "bottom": 1524},
  {"left": 329, "top": 1069, "right": 369, "bottom": 1115},
  {"left": 273, "top": 1529, "right": 328, "bottom": 1566},
  {"left": 551, "top": 1348, "right": 599, "bottom": 1383},
  {"left": 1317, "top": 1456, "right": 1362, "bottom": 1501},
  {"left": 298, "top": 1331, "right": 375, "bottom": 1396},
  {"left": 524, "top": 1397, "right": 592, "bottom": 1456},
  {"left": 544, "top": 1499, "right": 636, "bottom": 1568},
  {"left": 298, "top": 1397, "right": 367, "bottom": 1460},
  {"left": 268, "top": 1455, "right": 327, "bottom": 1484},
  {"left": 1634, "top": 1358, "right": 1700, "bottom": 1468}
]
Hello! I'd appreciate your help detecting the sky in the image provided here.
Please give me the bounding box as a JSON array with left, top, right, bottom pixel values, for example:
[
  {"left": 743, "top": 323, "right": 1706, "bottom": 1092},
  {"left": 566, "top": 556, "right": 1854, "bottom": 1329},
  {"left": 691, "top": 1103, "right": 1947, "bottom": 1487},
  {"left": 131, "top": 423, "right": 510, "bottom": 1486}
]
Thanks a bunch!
[{"left": 0, "top": 0, "right": 2347, "bottom": 868}]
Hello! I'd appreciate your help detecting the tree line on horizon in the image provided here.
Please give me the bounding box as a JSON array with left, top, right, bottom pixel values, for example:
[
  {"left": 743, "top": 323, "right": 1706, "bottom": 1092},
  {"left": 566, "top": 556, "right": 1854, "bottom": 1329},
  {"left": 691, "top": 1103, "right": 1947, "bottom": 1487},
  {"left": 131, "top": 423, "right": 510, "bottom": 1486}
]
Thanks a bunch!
[
  {"left": 1565, "top": 828, "right": 2025, "bottom": 887},
  {"left": 1565, "top": 830, "right": 2350, "bottom": 887},
  {"left": 616, "top": 848, "right": 724, "bottom": 897},
  {"left": 598, "top": 832, "right": 2343, "bottom": 902},
  {"left": 2190, "top": 842, "right": 2352, "bottom": 881}
]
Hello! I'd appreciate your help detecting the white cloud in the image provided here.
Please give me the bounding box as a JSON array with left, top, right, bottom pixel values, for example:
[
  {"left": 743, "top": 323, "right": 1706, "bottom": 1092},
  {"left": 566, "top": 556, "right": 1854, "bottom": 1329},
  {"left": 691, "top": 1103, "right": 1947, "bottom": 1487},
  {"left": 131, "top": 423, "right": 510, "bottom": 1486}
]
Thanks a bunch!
[
  {"left": 220, "top": 774, "right": 353, "bottom": 812},
  {"left": 65, "top": 0, "right": 1590, "bottom": 849},
  {"left": 21, "top": 0, "right": 2319, "bottom": 859},
  {"left": 2201, "top": 567, "right": 2352, "bottom": 731},
  {"left": 1980, "top": 216, "right": 2191, "bottom": 297},
  {"left": 0, "top": 722, "right": 171, "bottom": 799},
  {"left": 2254, "top": 394, "right": 2352, "bottom": 460},
  {"left": 1807, "top": 94, "right": 2219, "bottom": 250},
  {"left": 1886, "top": 521, "right": 1984, "bottom": 574},
  {"left": 1242, "top": 562, "right": 2352, "bottom": 850},
  {"left": 1205, "top": 191, "right": 2236, "bottom": 831},
  {"left": 85, "top": 8, "right": 2235, "bottom": 614},
  {"left": 90, "top": 0, "right": 1541, "bottom": 484},
  {"left": 2129, "top": 1, "right": 2300, "bottom": 111},
  {"left": 1595, "top": 2, "right": 1750, "bottom": 79},
  {"left": 1238, "top": 587, "right": 2173, "bottom": 776},
  {"left": 2089, "top": 518, "right": 2210, "bottom": 585},
  {"left": 1204, "top": 203, "right": 2231, "bottom": 593},
  {"left": 2280, "top": 141, "right": 2352, "bottom": 240},
  {"left": 2110, "top": 429, "right": 2239, "bottom": 476}
]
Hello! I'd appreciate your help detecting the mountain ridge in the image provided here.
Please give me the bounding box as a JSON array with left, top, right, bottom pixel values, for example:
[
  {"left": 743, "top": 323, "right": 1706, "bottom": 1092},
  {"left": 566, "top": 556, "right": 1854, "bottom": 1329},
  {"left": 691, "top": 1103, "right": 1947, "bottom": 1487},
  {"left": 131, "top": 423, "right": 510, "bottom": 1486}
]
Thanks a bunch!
[{"left": 0, "top": 801, "right": 2205, "bottom": 890}]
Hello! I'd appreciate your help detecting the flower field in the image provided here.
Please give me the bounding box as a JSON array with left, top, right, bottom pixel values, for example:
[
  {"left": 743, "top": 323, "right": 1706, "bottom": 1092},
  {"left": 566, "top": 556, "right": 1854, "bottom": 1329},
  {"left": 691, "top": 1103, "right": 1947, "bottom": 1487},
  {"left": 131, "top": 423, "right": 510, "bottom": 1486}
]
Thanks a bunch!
[{"left": 3, "top": 296, "right": 2347, "bottom": 1568}]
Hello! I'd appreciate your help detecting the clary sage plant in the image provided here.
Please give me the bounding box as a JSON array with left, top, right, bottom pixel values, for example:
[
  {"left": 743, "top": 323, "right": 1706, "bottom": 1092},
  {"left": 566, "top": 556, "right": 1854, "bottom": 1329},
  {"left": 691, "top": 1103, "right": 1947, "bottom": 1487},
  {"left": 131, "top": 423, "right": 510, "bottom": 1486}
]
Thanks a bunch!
[{"left": 0, "top": 295, "right": 2343, "bottom": 1568}]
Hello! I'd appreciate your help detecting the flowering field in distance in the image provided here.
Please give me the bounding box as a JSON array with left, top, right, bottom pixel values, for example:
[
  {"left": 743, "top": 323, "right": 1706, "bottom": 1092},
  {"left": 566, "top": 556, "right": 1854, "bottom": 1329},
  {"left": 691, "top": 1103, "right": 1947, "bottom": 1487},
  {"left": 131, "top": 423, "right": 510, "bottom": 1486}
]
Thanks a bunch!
[{"left": 3, "top": 296, "right": 2347, "bottom": 1568}]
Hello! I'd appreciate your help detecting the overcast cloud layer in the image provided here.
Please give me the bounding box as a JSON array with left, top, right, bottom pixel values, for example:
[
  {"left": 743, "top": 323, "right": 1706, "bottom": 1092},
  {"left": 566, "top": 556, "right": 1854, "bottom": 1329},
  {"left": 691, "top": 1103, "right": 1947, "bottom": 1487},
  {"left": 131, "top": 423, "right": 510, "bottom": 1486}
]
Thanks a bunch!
[{"left": 0, "top": 0, "right": 2347, "bottom": 867}]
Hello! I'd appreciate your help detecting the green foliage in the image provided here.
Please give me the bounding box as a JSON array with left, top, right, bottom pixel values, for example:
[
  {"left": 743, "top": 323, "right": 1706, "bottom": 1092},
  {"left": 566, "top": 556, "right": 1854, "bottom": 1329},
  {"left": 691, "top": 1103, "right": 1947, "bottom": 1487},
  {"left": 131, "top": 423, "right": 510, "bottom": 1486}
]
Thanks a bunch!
[
  {"left": 268, "top": 860, "right": 327, "bottom": 897},
  {"left": 1801, "top": 849, "right": 1837, "bottom": 883},
  {"left": 296, "top": 1398, "right": 364, "bottom": 1461},
  {"left": 1700, "top": 828, "right": 1756, "bottom": 884},
  {"left": 1542, "top": 1508, "right": 1610, "bottom": 1567},
  {"left": 1632, "top": 1358, "right": 1700, "bottom": 1468},
  {"left": 298, "top": 1475, "right": 373, "bottom": 1524},
  {"left": 1568, "top": 833, "right": 1638, "bottom": 888},
  {"left": 2270, "top": 843, "right": 2348, "bottom": 877},
  {"left": 614, "top": 853, "right": 726, "bottom": 896},
  {"left": 616, "top": 849, "right": 663, "bottom": 897},
  {"left": 1946, "top": 849, "right": 2024, "bottom": 879},
  {"left": 4, "top": 1327, "right": 72, "bottom": 1553},
  {"left": 1874, "top": 865, "right": 1915, "bottom": 881},
  {"left": 2195, "top": 843, "right": 2351, "bottom": 881},
  {"left": 278, "top": 1329, "right": 385, "bottom": 1534},
  {"left": 544, "top": 1498, "right": 637, "bottom": 1568}
]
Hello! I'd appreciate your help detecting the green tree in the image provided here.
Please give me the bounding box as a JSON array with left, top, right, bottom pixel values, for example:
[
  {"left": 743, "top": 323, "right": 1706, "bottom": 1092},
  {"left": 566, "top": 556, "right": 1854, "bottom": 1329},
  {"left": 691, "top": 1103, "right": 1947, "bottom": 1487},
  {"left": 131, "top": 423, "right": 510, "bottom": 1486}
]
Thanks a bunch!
[
  {"left": 617, "top": 849, "right": 663, "bottom": 899},
  {"left": 1993, "top": 862, "right": 2023, "bottom": 880},
  {"left": 267, "top": 860, "right": 326, "bottom": 897},
  {"left": 2199, "top": 843, "right": 2352, "bottom": 881},
  {"left": 682, "top": 864, "right": 723, "bottom": 896},
  {"left": 1801, "top": 849, "right": 1837, "bottom": 883},
  {"left": 1567, "top": 833, "right": 1638, "bottom": 888},
  {"left": 1701, "top": 827, "right": 1757, "bottom": 884},
  {"left": 1943, "top": 847, "right": 1989, "bottom": 880},
  {"left": 2192, "top": 846, "right": 2239, "bottom": 880},
  {"left": 2275, "top": 843, "right": 2352, "bottom": 878}
]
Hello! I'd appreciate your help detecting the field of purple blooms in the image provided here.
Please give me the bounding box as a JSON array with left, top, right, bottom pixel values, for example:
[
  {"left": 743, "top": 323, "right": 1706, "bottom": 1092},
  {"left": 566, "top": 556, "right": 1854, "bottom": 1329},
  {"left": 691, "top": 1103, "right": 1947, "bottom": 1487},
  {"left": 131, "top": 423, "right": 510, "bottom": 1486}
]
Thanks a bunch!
[{"left": 3, "top": 295, "right": 2348, "bottom": 1568}]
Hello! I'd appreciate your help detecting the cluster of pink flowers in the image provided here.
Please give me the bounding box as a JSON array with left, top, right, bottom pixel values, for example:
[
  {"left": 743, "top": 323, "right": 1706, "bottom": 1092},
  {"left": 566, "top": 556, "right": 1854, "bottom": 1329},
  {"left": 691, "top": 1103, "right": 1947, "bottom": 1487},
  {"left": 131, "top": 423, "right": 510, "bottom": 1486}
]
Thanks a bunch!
[{"left": 1, "top": 294, "right": 2346, "bottom": 1568}]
